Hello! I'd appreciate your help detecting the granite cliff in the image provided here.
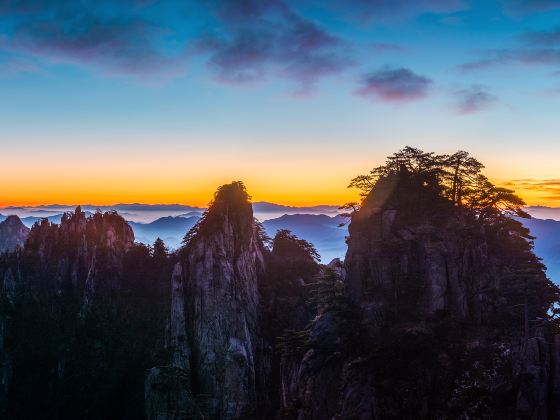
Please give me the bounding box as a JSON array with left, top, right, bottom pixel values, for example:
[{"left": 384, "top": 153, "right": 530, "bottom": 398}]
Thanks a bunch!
[{"left": 279, "top": 150, "right": 560, "bottom": 419}]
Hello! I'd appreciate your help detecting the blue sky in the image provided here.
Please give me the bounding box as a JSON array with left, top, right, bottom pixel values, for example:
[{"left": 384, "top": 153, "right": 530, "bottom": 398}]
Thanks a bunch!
[{"left": 1, "top": 0, "right": 560, "bottom": 206}]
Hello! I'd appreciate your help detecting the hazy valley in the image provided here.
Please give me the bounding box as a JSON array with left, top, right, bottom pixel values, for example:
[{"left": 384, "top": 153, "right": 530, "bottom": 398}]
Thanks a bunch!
[{"left": 2, "top": 204, "right": 558, "bottom": 282}]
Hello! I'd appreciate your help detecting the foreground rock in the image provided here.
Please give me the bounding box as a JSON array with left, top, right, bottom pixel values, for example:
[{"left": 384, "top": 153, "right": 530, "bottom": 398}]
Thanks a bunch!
[
  {"left": 280, "top": 167, "right": 560, "bottom": 419},
  {"left": 146, "top": 182, "right": 266, "bottom": 419}
]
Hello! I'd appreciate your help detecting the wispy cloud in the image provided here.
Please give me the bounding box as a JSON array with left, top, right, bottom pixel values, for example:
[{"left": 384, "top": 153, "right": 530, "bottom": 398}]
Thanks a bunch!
[
  {"left": 452, "top": 85, "right": 497, "bottom": 114},
  {"left": 502, "top": 0, "right": 560, "bottom": 15},
  {"left": 0, "top": 56, "right": 39, "bottom": 76},
  {"left": 355, "top": 67, "right": 432, "bottom": 102},
  {"left": 503, "top": 179, "right": 560, "bottom": 201},
  {"left": 522, "top": 27, "right": 560, "bottom": 46},
  {"left": 315, "top": 0, "right": 466, "bottom": 21},
  {"left": 457, "top": 48, "right": 560, "bottom": 72},
  {"left": 457, "top": 25, "right": 560, "bottom": 74}
]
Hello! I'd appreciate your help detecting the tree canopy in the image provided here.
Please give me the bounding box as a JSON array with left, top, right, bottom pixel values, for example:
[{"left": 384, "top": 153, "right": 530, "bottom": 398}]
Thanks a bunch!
[
  {"left": 272, "top": 229, "right": 320, "bottom": 262},
  {"left": 347, "top": 146, "right": 529, "bottom": 220}
]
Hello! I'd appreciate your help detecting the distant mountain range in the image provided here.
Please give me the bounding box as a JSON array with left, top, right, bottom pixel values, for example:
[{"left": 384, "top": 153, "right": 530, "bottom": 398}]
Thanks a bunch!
[
  {"left": 0, "top": 202, "right": 340, "bottom": 223},
  {"left": 519, "top": 217, "right": 560, "bottom": 283},
  {"left": 129, "top": 216, "right": 200, "bottom": 248},
  {"left": 262, "top": 214, "right": 347, "bottom": 263},
  {"left": 129, "top": 213, "right": 348, "bottom": 262},
  {"left": 253, "top": 202, "right": 340, "bottom": 214},
  {"left": 525, "top": 206, "right": 560, "bottom": 220}
]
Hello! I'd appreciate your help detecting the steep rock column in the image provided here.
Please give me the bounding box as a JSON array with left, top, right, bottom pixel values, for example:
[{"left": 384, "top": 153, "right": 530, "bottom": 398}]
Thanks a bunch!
[
  {"left": 170, "top": 263, "right": 190, "bottom": 371},
  {"left": 184, "top": 182, "right": 264, "bottom": 419}
]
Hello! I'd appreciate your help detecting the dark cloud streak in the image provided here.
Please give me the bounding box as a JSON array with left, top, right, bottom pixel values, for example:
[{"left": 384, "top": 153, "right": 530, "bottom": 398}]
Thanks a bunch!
[
  {"left": 198, "top": 0, "right": 352, "bottom": 94},
  {"left": 452, "top": 85, "right": 497, "bottom": 114},
  {"left": 309, "top": 0, "right": 465, "bottom": 21},
  {"left": 2, "top": 0, "right": 185, "bottom": 78},
  {"left": 355, "top": 67, "right": 432, "bottom": 102},
  {"left": 502, "top": 0, "right": 560, "bottom": 15}
]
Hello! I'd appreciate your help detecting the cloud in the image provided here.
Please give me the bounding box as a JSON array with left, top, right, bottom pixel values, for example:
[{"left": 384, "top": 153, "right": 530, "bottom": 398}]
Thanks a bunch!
[
  {"left": 1, "top": 0, "right": 460, "bottom": 94},
  {"left": 458, "top": 25, "right": 560, "bottom": 73},
  {"left": 453, "top": 85, "right": 497, "bottom": 114},
  {"left": 522, "top": 27, "right": 560, "bottom": 46},
  {"left": 355, "top": 67, "right": 432, "bottom": 102},
  {"left": 0, "top": 56, "right": 39, "bottom": 76},
  {"left": 506, "top": 179, "right": 560, "bottom": 188},
  {"left": 504, "top": 178, "right": 560, "bottom": 199},
  {"left": 197, "top": 0, "right": 352, "bottom": 94},
  {"left": 502, "top": 0, "right": 560, "bottom": 15},
  {"left": 503, "top": 179, "right": 560, "bottom": 202},
  {"left": 1, "top": 0, "right": 356, "bottom": 92},
  {"left": 312, "top": 0, "right": 466, "bottom": 21},
  {"left": 1, "top": 0, "right": 186, "bottom": 78},
  {"left": 457, "top": 48, "right": 560, "bottom": 72}
]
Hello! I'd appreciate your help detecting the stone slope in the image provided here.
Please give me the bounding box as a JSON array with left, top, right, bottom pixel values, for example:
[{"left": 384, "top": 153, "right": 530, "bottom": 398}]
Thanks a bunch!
[{"left": 0, "top": 216, "right": 29, "bottom": 252}]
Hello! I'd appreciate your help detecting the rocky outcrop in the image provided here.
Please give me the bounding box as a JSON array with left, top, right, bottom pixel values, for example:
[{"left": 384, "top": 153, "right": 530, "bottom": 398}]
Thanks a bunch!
[
  {"left": 280, "top": 171, "right": 560, "bottom": 419},
  {"left": 183, "top": 183, "right": 264, "bottom": 418},
  {"left": 0, "top": 216, "right": 29, "bottom": 252},
  {"left": 25, "top": 206, "right": 134, "bottom": 302},
  {"left": 146, "top": 182, "right": 265, "bottom": 419}
]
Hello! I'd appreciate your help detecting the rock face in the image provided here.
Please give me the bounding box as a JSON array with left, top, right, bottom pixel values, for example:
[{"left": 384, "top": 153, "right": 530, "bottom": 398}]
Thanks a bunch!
[
  {"left": 0, "top": 216, "right": 29, "bottom": 252},
  {"left": 24, "top": 207, "right": 134, "bottom": 310},
  {"left": 345, "top": 173, "right": 492, "bottom": 326},
  {"left": 146, "top": 182, "right": 266, "bottom": 419},
  {"left": 184, "top": 183, "right": 264, "bottom": 418},
  {"left": 279, "top": 171, "right": 560, "bottom": 419}
]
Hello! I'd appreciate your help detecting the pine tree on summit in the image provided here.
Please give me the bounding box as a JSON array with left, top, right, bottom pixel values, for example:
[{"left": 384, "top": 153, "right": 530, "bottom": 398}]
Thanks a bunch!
[{"left": 348, "top": 146, "right": 527, "bottom": 219}]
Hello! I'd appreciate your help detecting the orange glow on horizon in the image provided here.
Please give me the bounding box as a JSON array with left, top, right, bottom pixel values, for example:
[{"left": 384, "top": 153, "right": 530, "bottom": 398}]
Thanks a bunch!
[
  {"left": 2, "top": 148, "right": 559, "bottom": 209},
  {"left": 3, "top": 177, "right": 560, "bottom": 209}
]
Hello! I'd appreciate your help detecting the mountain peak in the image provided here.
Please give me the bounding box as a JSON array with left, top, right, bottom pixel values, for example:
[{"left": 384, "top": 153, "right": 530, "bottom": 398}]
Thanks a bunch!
[
  {"left": 4, "top": 215, "right": 25, "bottom": 227},
  {"left": 186, "top": 181, "right": 254, "bottom": 245},
  {"left": 0, "top": 215, "right": 30, "bottom": 252}
]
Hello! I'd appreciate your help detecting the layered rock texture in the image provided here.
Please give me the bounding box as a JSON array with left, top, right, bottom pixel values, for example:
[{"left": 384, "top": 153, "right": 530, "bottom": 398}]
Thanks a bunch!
[
  {"left": 0, "top": 215, "right": 29, "bottom": 252},
  {"left": 280, "top": 170, "right": 560, "bottom": 419},
  {"left": 1, "top": 169, "right": 560, "bottom": 419},
  {"left": 146, "top": 182, "right": 266, "bottom": 419}
]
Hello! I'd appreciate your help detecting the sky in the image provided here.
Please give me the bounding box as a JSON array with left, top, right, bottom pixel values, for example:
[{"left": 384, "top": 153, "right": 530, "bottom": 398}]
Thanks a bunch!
[{"left": 1, "top": 0, "right": 560, "bottom": 207}]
